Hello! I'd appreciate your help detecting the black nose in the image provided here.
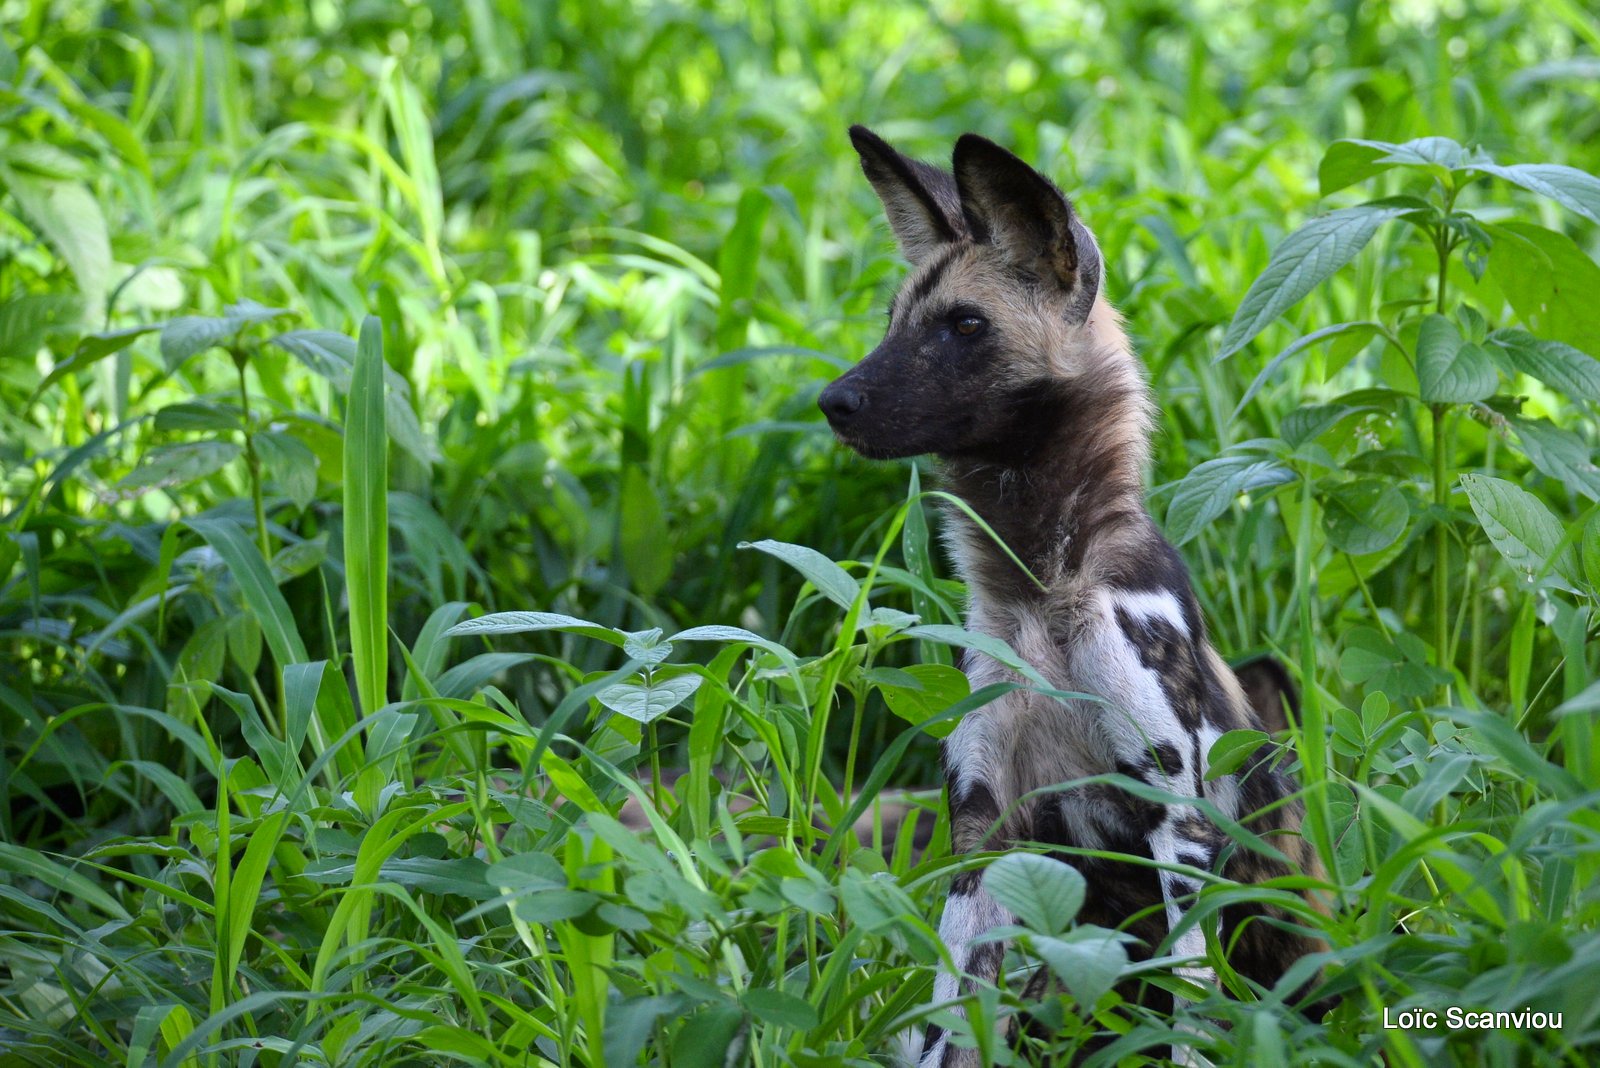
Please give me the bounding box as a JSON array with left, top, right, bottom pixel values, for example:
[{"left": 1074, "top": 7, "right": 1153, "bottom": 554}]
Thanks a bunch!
[{"left": 819, "top": 381, "right": 866, "bottom": 422}]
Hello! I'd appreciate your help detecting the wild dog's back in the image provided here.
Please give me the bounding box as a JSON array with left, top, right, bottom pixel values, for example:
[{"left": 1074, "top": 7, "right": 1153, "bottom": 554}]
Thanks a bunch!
[{"left": 820, "top": 126, "right": 1324, "bottom": 1066}]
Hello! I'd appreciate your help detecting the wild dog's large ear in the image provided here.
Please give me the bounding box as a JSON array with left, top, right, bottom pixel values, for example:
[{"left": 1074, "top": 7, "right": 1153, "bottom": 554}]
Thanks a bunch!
[
  {"left": 849, "top": 125, "right": 963, "bottom": 265},
  {"left": 1234, "top": 656, "right": 1301, "bottom": 737},
  {"left": 953, "top": 134, "right": 1101, "bottom": 314}
]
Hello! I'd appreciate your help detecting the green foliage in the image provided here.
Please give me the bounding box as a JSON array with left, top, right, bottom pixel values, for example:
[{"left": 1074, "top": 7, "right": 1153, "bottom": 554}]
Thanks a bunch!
[{"left": 2, "top": 1, "right": 1600, "bottom": 1066}]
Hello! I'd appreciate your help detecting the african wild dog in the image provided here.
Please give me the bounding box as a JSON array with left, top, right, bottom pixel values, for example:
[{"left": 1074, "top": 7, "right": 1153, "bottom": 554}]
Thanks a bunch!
[{"left": 820, "top": 127, "right": 1326, "bottom": 1065}]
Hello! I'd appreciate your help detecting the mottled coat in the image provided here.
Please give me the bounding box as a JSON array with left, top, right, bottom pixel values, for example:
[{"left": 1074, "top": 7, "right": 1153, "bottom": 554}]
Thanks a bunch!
[{"left": 819, "top": 127, "right": 1325, "bottom": 1067}]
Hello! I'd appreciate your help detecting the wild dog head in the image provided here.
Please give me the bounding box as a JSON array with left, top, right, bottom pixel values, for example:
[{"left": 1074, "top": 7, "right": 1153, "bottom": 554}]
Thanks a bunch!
[{"left": 820, "top": 126, "right": 1137, "bottom": 462}]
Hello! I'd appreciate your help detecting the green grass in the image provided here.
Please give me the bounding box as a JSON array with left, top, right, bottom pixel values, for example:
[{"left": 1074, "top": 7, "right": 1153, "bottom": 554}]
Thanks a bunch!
[{"left": 3, "top": 0, "right": 1600, "bottom": 1064}]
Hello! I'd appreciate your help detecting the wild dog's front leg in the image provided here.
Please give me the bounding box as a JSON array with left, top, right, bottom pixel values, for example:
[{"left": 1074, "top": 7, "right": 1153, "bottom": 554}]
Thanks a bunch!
[
  {"left": 1146, "top": 806, "right": 1218, "bottom": 986},
  {"left": 922, "top": 717, "right": 1014, "bottom": 1068}
]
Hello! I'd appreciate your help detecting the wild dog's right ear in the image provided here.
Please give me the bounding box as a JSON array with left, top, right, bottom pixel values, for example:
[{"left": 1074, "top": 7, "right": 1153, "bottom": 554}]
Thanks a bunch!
[
  {"left": 953, "top": 134, "right": 1101, "bottom": 316},
  {"left": 848, "top": 125, "right": 963, "bottom": 265}
]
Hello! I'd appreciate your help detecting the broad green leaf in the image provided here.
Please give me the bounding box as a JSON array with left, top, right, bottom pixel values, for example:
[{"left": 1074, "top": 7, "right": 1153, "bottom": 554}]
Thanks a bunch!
[
  {"left": 1586, "top": 515, "right": 1600, "bottom": 596},
  {"left": 1337, "top": 626, "right": 1449, "bottom": 699},
  {"left": 1164, "top": 456, "right": 1294, "bottom": 545},
  {"left": 741, "top": 988, "right": 817, "bottom": 1031},
  {"left": 715, "top": 187, "right": 771, "bottom": 352},
  {"left": 1280, "top": 403, "right": 1365, "bottom": 450},
  {"left": 152, "top": 401, "right": 242, "bottom": 433},
  {"left": 1486, "top": 223, "right": 1600, "bottom": 356},
  {"left": 1415, "top": 315, "right": 1497, "bottom": 403},
  {"left": 1321, "top": 478, "right": 1410, "bottom": 555},
  {"left": 1511, "top": 419, "right": 1600, "bottom": 501},
  {"left": 1228, "top": 320, "right": 1382, "bottom": 414},
  {"left": 671, "top": 1004, "right": 744, "bottom": 1066},
  {"left": 739, "top": 538, "right": 860, "bottom": 611},
  {"left": 1031, "top": 930, "right": 1130, "bottom": 1008},
  {"left": 983, "top": 853, "right": 1085, "bottom": 936},
  {"left": 1318, "top": 137, "right": 1466, "bottom": 196},
  {"left": 1460, "top": 473, "right": 1581, "bottom": 590},
  {"left": 435, "top": 652, "right": 538, "bottom": 700},
  {"left": 159, "top": 300, "right": 290, "bottom": 368},
  {"left": 345, "top": 316, "right": 389, "bottom": 715},
  {"left": 0, "top": 293, "right": 81, "bottom": 364},
  {"left": 619, "top": 467, "right": 672, "bottom": 598},
  {"left": 902, "top": 624, "right": 1050, "bottom": 688},
  {"left": 1205, "top": 729, "right": 1271, "bottom": 780},
  {"left": 0, "top": 166, "right": 111, "bottom": 319},
  {"left": 876, "top": 662, "right": 970, "bottom": 738},
  {"left": 1467, "top": 162, "right": 1600, "bottom": 226},
  {"left": 1491, "top": 330, "right": 1600, "bottom": 401},
  {"left": 597, "top": 674, "right": 702, "bottom": 723},
  {"left": 32, "top": 322, "right": 154, "bottom": 400},
  {"left": 446, "top": 611, "right": 625, "bottom": 647},
  {"left": 255, "top": 430, "right": 319, "bottom": 510},
  {"left": 622, "top": 628, "right": 672, "bottom": 665},
  {"left": 1218, "top": 204, "right": 1414, "bottom": 360},
  {"left": 107, "top": 441, "right": 240, "bottom": 501},
  {"left": 270, "top": 329, "right": 435, "bottom": 464}
]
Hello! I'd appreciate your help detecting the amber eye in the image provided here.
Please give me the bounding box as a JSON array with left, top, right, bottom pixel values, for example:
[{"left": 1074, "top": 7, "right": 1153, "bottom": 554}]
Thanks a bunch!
[{"left": 954, "top": 315, "right": 986, "bottom": 337}]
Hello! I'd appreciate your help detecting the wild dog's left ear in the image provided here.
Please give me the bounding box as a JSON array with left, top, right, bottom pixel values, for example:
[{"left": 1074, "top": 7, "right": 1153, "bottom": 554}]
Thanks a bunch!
[{"left": 953, "top": 134, "right": 1101, "bottom": 314}]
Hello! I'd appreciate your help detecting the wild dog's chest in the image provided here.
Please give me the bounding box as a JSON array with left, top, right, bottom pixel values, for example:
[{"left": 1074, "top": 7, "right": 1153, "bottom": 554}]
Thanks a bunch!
[{"left": 944, "top": 588, "right": 1235, "bottom": 823}]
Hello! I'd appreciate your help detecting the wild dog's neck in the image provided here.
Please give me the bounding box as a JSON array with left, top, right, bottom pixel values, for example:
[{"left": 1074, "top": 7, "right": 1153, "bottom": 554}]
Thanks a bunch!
[{"left": 938, "top": 373, "right": 1151, "bottom": 603}]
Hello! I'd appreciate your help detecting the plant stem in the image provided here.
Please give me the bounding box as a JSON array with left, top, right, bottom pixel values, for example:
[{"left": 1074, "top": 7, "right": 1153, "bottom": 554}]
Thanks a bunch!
[
  {"left": 648, "top": 718, "right": 664, "bottom": 815},
  {"left": 1432, "top": 402, "right": 1451, "bottom": 708},
  {"left": 1431, "top": 222, "right": 1452, "bottom": 707},
  {"left": 234, "top": 351, "right": 270, "bottom": 563}
]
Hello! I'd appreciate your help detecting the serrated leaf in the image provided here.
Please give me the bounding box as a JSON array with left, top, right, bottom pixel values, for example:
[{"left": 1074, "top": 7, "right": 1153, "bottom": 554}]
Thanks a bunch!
[
  {"left": 1164, "top": 456, "right": 1293, "bottom": 545},
  {"left": 1218, "top": 205, "right": 1414, "bottom": 360},
  {"left": 108, "top": 441, "right": 240, "bottom": 500},
  {"left": 1461, "top": 473, "right": 1581, "bottom": 590},
  {"left": 1322, "top": 478, "right": 1409, "bottom": 555},
  {"left": 598, "top": 674, "right": 702, "bottom": 723},
  {"left": 1416, "top": 315, "right": 1497, "bottom": 403},
  {"left": 983, "top": 853, "right": 1085, "bottom": 936},
  {"left": 1204, "top": 729, "right": 1271, "bottom": 779},
  {"left": 739, "top": 538, "right": 859, "bottom": 611},
  {"left": 1491, "top": 330, "right": 1600, "bottom": 401}
]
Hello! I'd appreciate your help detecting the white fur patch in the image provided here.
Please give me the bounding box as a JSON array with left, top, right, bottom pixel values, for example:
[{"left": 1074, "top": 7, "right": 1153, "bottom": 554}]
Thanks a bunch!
[{"left": 1109, "top": 588, "right": 1190, "bottom": 637}]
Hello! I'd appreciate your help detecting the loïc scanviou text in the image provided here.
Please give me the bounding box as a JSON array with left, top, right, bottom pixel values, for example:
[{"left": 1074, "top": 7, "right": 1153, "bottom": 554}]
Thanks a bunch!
[{"left": 1382, "top": 1007, "right": 1563, "bottom": 1031}]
